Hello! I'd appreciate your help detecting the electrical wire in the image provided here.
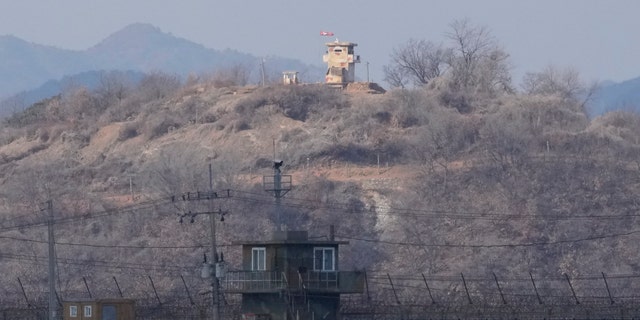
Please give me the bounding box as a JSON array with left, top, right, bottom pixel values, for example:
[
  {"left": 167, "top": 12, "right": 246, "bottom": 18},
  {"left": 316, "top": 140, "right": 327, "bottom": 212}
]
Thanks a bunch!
[
  {"left": 229, "top": 189, "right": 640, "bottom": 221},
  {"left": 336, "top": 228, "right": 640, "bottom": 249},
  {"left": 0, "top": 235, "right": 216, "bottom": 249},
  {"left": 0, "top": 252, "right": 198, "bottom": 274},
  {"left": 0, "top": 197, "right": 173, "bottom": 233}
]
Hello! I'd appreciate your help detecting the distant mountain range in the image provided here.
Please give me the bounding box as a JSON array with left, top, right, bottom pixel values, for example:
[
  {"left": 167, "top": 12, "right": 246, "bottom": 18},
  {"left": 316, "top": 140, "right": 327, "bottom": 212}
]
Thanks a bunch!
[
  {"left": 0, "top": 23, "right": 325, "bottom": 113},
  {"left": 1, "top": 23, "right": 638, "bottom": 118},
  {"left": 589, "top": 76, "right": 640, "bottom": 116}
]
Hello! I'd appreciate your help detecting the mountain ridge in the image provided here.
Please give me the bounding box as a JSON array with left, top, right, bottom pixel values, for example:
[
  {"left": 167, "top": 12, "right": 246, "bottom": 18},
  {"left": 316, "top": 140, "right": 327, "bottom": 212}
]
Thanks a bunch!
[
  {"left": 590, "top": 76, "right": 640, "bottom": 115},
  {"left": 0, "top": 23, "right": 324, "bottom": 104}
]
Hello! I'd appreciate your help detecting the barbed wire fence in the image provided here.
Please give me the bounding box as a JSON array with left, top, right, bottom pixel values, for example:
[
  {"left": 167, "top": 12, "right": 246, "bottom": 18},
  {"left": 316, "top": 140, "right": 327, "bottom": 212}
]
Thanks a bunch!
[
  {"left": 4, "top": 272, "right": 640, "bottom": 319},
  {"left": 341, "top": 271, "right": 640, "bottom": 319}
]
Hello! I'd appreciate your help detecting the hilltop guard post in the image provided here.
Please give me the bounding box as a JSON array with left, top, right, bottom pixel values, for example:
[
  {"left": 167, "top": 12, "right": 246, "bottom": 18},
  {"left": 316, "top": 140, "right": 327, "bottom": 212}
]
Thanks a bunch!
[{"left": 323, "top": 41, "right": 360, "bottom": 86}]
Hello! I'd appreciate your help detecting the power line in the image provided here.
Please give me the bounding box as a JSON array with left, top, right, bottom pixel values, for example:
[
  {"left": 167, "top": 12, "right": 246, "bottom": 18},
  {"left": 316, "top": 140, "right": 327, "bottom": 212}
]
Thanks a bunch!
[
  {"left": 5, "top": 192, "right": 635, "bottom": 251},
  {"left": 0, "top": 253, "right": 198, "bottom": 274},
  {"left": 229, "top": 189, "right": 640, "bottom": 221},
  {"left": 0, "top": 197, "right": 173, "bottom": 233},
  {"left": 0, "top": 235, "right": 230, "bottom": 249},
  {"left": 2, "top": 188, "right": 637, "bottom": 238},
  {"left": 336, "top": 228, "right": 640, "bottom": 249},
  {"left": 1, "top": 190, "right": 637, "bottom": 258}
]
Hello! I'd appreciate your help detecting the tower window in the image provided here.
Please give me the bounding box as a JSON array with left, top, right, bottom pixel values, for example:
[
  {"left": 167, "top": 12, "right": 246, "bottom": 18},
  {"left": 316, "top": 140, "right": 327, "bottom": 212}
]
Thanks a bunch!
[
  {"left": 84, "top": 305, "right": 92, "bottom": 317},
  {"left": 314, "top": 247, "right": 335, "bottom": 271},
  {"left": 69, "top": 305, "right": 78, "bottom": 317},
  {"left": 252, "top": 247, "right": 266, "bottom": 271}
]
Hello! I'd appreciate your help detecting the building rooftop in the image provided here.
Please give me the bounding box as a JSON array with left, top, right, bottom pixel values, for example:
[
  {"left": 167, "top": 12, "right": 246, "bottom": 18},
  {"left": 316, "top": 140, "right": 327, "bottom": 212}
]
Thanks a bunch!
[
  {"left": 232, "top": 230, "right": 348, "bottom": 245},
  {"left": 325, "top": 41, "right": 357, "bottom": 47}
]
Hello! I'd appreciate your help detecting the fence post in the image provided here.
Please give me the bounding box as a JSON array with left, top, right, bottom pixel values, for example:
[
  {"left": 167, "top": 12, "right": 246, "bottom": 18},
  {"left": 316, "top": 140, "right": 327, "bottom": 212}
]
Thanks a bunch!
[
  {"left": 387, "top": 273, "right": 400, "bottom": 305},
  {"left": 493, "top": 272, "right": 507, "bottom": 305},
  {"left": 113, "top": 277, "right": 124, "bottom": 298},
  {"left": 83, "top": 277, "right": 93, "bottom": 299},
  {"left": 421, "top": 273, "right": 435, "bottom": 304},
  {"left": 181, "top": 275, "right": 195, "bottom": 306},
  {"left": 461, "top": 273, "right": 472, "bottom": 305},
  {"left": 364, "top": 271, "right": 371, "bottom": 302},
  {"left": 602, "top": 272, "right": 614, "bottom": 305},
  {"left": 564, "top": 274, "right": 580, "bottom": 305},
  {"left": 529, "top": 272, "right": 543, "bottom": 305},
  {"left": 148, "top": 275, "right": 162, "bottom": 305},
  {"left": 17, "top": 277, "right": 31, "bottom": 307}
]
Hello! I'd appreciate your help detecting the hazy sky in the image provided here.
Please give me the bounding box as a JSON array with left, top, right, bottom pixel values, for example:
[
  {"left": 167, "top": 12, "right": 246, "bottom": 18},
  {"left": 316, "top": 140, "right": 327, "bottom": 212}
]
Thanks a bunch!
[{"left": 1, "top": 0, "right": 638, "bottom": 84}]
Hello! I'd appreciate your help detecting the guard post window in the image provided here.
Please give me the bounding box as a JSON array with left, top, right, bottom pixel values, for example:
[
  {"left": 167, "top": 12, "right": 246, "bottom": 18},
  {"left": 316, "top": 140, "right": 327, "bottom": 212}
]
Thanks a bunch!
[
  {"left": 69, "top": 305, "right": 78, "bottom": 317},
  {"left": 252, "top": 247, "right": 266, "bottom": 271},
  {"left": 84, "top": 305, "right": 92, "bottom": 317},
  {"left": 314, "top": 247, "right": 335, "bottom": 271}
]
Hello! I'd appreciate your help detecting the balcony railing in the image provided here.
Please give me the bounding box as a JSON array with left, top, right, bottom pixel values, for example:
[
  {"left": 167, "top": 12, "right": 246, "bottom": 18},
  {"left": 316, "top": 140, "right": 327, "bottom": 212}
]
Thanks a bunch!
[
  {"left": 221, "top": 271, "right": 365, "bottom": 294},
  {"left": 300, "top": 271, "right": 338, "bottom": 290},
  {"left": 221, "top": 271, "right": 285, "bottom": 293}
]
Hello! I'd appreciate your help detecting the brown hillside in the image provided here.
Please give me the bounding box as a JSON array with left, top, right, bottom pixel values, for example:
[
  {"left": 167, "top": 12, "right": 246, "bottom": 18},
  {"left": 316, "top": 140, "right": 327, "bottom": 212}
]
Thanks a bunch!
[{"left": 1, "top": 80, "right": 640, "bottom": 305}]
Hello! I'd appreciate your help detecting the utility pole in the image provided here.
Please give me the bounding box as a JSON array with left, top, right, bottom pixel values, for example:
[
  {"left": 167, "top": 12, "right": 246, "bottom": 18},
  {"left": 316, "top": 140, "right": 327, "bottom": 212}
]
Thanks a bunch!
[
  {"left": 46, "top": 200, "right": 57, "bottom": 320},
  {"left": 366, "top": 61, "right": 370, "bottom": 82},
  {"left": 175, "top": 169, "right": 231, "bottom": 320},
  {"left": 129, "top": 175, "right": 134, "bottom": 202},
  {"left": 209, "top": 164, "right": 220, "bottom": 320},
  {"left": 178, "top": 203, "right": 228, "bottom": 320},
  {"left": 260, "top": 58, "right": 266, "bottom": 86}
]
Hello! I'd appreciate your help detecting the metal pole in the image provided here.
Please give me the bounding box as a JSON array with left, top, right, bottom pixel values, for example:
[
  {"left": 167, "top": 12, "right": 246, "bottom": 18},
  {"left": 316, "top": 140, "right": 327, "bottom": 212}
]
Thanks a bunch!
[
  {"left": 211, "top": 208, "right": 220, "bottom": 320},
  {"left": 209, "top": 164, "right": 220, "bottom": 320},
  {"left": 602, "top": 272, "right": 614, "bottom": 305},
  {"left": 17, "top": 277, "right": 31, "bottom": 307},
  {"left": 129, "top": 176, "right": 134, "bottom": 201},
  {"left": 181, "top": 275, "right": 196, "bottom": 306},
  {"left": 366, "top": 61, "right": 370, "bottom": 82},
  {"left": 275, "top": 166, "right": 282, "bottom": 231},
  {"left": 564, "top": 273, "right": 580, "bottom": 305},
  {"left": 113, "top": 276, "right": 123, "bottom": 298},
  {"left": 47, "top": 200, "right": 57, "bottom": 320},
  {"left": 83, "top": 277, "right": 93, "bottom": 299},
  {"left": 261, "top": 58, "right": 266, "bottom": 86},
  {"left": 209, "top": 163, "right": 213, "bottom": 191},
  {"left": 387, "top": 273, "right": 400, "bottom": 305},
  {"left": 493, "top": 272, "right": 507, "bottom": 305},
  {"left": 421, "top": 273, "right": 435, "bottom": 304},
  {"left": 364, "top": 271, "right": 371, "bottom": 301},
  {"left": 530, "top": 272, "right": 543, "bottom": 305},
  {"left": 148, "top": 276, "right": 162, "bottom": 305},
  {"left": 461, "top": 273, "right": 473, "bottom": 305}
]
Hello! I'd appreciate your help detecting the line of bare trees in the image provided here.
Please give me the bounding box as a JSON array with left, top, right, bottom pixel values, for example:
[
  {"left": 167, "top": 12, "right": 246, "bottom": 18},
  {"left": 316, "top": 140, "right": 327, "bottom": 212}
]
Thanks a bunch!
[{"left": 383, "top": 19, "right": 597, "bottom": 112}]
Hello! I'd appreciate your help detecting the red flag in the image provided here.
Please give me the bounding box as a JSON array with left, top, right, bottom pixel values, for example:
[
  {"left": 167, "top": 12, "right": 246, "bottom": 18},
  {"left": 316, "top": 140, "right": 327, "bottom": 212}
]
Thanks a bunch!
[{"left": 320, "top": 31, "right": 334, "bottom": 36}]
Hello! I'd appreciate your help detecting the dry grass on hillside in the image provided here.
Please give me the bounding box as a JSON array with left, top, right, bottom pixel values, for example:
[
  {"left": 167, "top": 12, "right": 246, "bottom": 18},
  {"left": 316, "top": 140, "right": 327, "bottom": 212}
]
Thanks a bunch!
[{"left": 1, "top": 79, "right": 640, "bottom": 302}]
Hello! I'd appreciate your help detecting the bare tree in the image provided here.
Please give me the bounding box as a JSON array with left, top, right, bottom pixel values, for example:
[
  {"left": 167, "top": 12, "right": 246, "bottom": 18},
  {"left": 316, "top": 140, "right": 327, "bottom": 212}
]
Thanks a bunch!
[
  {"left": 481, "top": 108, "right": 537, "bottom": 172},
  {"left": 142, "top": 147, "right": 206, "bottom": 198},
  {"left": 137, "top": 71, "right": 181, "bottom": 101},
  {"left": 208, "top": 64, "right": 251, "bottom": 88},
  {"left": 94, "top": 71, "right": 133, "bottom": 109},
  {"left": 0, "top": 92, "right": 27, "bottom": 117},
  {"left": 522, "top": 65, "right": 599, "bottom": 109},
  {"left": 384, "top": 39, "right": 450, "bottom": 88},
  {"left": 445, "top": 18, "right": 512, "bottom": 94},
  {"left": 59, "top": 86, "right": 96, "bottom": 121},
  {"left": 382, "top": 64, "right": 408, "bottom": 89},
  {"left": 413, "top": 109, "right": 470, "bottom": 190}
]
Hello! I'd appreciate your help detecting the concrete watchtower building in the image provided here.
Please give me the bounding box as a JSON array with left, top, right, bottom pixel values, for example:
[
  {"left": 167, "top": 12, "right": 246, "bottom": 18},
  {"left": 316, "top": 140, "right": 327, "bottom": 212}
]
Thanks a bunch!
[{"left": 323, "top": 41, "right": 360, "bottom": 86}]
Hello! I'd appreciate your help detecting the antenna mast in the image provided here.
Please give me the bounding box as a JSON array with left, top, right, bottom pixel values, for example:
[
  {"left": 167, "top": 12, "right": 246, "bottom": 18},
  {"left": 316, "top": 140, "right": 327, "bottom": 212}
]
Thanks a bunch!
[{"left": 264, "top": 142, "right": 292, "bottom": 231}]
